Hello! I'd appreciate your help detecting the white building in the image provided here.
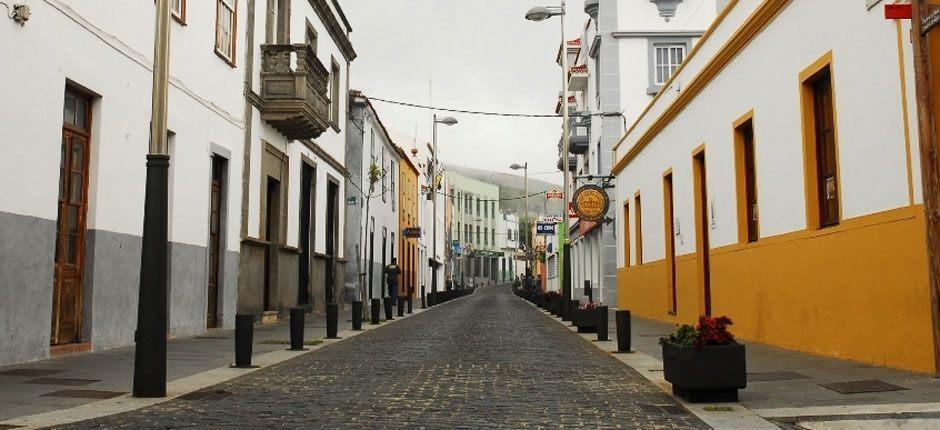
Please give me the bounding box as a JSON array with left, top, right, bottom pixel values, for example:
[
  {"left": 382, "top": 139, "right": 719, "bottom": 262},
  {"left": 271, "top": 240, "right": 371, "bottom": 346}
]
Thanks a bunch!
[
  {"left": 445, "top": 170, "right": 502, "bottom": 287},
  {"left": 496, "top": 210, "right": 521, "bottom": 282},
  {"left": 345, "top": 92, "right": 399, "bottom": 309},
  {"left": 0, "top": 0, "right": 248, "bottom": 365},
  {"left": 560, "top": 0, "right": 718, "bottom": 305}
]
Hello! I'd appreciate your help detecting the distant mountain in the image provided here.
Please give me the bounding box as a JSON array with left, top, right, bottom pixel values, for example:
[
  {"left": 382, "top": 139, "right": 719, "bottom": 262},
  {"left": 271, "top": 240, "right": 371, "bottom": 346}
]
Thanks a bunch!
[{"left": 443, "top": 164, "right": 566, "bottom": 220}]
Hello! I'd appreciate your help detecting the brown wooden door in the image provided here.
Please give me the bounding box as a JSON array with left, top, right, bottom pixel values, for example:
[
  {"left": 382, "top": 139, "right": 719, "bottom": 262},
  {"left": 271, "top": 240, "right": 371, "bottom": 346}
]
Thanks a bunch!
[
  {"left": 742, "top": 123, "right": 759, "bottom": 241},
  {"left": 52, "top": 90, "right": 92, "bottom": 345},
  {"left": 207, "top": 157, "right": 224, "bottom": 328},
  {"left": 694, "top": 152, "right": 712, "bottom": 316},
  {"left": 813, "top": 71, "right": 840, "bottom": 227}
]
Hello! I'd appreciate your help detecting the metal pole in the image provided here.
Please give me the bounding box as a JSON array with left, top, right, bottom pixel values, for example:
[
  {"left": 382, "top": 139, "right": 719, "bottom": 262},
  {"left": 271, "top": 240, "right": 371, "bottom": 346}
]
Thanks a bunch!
[
  {"left": 431, "top": 115, "right": 439, "bottom": 301},
  {"left": 134, "top": 0, "right": 171, "bottom": 398},
  {"left": 559, "top": 0, "right": 572, "bottom": 305},
  {"left": 524, "top": 162, "right": 530, "bottom": 277}
]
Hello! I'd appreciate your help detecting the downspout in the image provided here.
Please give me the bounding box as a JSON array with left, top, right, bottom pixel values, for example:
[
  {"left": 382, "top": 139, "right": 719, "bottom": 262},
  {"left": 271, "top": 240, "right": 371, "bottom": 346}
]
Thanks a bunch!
[{"left": 240, "top": 0, "right": 257, "bottom": 238}]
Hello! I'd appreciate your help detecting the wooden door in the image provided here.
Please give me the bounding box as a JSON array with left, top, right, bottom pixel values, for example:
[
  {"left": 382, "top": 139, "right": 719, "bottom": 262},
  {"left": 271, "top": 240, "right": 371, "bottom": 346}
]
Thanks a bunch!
[
  {"left": 663, "top": 173, "right": 677, "bottom": 315},
  {"left": 693, "top": 152, "right": 712, "bottom": 316},
  {"left": 52, "top": 90, "right": 92, "bottom": 345},
  {"left": 206, "top": 157, "right": 224, "bottom": 328},
  {"left": 813, "top": 71, "right": 840, "bottom": 227},
  {"left": 264, "top": 177, "right": 281, "bottom": 311},
  {"left": 325, "top": 180, "right": 338, "bottom": 304},
  {"left": 298, "top": 164, "right": 314, "bottom": 305}
]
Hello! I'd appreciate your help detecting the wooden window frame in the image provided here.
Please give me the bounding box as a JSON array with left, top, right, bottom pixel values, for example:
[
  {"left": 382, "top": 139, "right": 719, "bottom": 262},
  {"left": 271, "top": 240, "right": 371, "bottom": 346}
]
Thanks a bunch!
[
  {"left": 214, "top": 0, "right": 238, "bottom": 68},
  {"left": 171, "top": 0, "right": 186, "bottom": 25},
  {"left": 799, "top": 51, "right": 842, "bottom": 230},
  {"left": 634, "top": 191, "right": 643, "bottom": 265},
  {"left": 329, "top": 58, "right": 341, "bottom": 130},
  {"left": 733, "top": 109, "right": 759, "bottom": 243}
]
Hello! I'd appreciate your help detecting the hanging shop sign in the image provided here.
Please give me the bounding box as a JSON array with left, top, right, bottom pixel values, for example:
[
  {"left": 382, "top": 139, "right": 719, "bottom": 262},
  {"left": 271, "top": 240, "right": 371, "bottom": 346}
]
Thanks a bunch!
[
  {"left": 536, "top": 222, "right": 556, "bottom": 236},
  {"left": 572, "top": 184, "right": 610, "bottom": 222},
  {"left": 403, "top": 227, "right": 422, "bottom": 238},
  {"left": 540, "top": 215, "right": 562, "bottom": 224},
  {"left": 545, "top": 189, "right": 564, "bottom": 199}
]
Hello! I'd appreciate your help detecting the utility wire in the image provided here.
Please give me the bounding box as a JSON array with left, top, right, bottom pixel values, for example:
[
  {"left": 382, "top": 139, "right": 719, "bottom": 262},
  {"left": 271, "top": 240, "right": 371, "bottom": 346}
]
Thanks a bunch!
[{"left": 366, "top": 96, "right": 611, "bottom": 119}]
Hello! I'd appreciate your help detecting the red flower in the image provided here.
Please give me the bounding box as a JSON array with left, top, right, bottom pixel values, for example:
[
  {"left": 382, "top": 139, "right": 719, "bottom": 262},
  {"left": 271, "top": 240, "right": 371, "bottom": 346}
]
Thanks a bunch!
[{"left": 694, "top": 316, "right": 736, "bottom": 348}]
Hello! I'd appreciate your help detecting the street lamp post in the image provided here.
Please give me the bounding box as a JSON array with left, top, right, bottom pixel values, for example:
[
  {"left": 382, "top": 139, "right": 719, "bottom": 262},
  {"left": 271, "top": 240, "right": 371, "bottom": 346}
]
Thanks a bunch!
[
  {"left": 510, "top": 162, "right": 529, "bottom": 279},
  {"left": 432, "top": 115, "right": 457, "bottom": 303},
  {"left": 134, "top": 0, "right": 171, "bottom": 398},
  {"left": 526, "top": 0, "right": 571, "bottom": 308}
]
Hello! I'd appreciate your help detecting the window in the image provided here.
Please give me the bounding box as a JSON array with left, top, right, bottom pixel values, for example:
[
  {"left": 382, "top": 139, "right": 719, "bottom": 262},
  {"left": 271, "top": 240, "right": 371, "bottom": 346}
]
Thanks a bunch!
[
  {"left": 491, "top": 229, "right": 495, "bottom": 244},
  {"left": 476, "top": 198, "right": 480, "bottom": 215},
  {"left": 484, "top": 200, "right": 488, "bottom": 218},
  {"left": 484, "top": 228, "right": 489, "bottom": 245},
  {"left": 390, "top": 163, "right": 397, "bottom": 211},
  {"left": 634, "top": 192, "right": 643, "bottom": 265},
  {"left": 800, "top": 53, "right": 840, "bottom": 229},
  {"left": 654, "top": 44, "right": 685, "bottom": 85},
  {"left": 491, "top": 202, "right": 496, "bottom": 219},
  {"left": 329, "top": 59, "right": 341, "bottom": 127},
  {"left": 305, "top": 19, "right": 318, "bottom": 51},
  {"left": 476, "top": 226, "right": 480, "bottom": 244},
  {"left": 507, "top": 229, "right": 512, "bottom": 241},
  {"left": 381, "top": 148, "right": 387, "bottom": 202},
  {"left": 171, "top": 0, "right": 186, "bottom": 23},
  {"left": 214, "top": 0, "right": 236, "bottom": 65},
  {"left": 734, "top": 113, "right": 758, "bottom": 242}
]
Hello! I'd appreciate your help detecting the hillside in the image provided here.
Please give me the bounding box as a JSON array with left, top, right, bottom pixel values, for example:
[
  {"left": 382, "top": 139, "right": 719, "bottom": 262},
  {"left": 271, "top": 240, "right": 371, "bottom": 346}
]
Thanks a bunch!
[{"left": 443, "top": 164, "right": 565, "bottom": 220}]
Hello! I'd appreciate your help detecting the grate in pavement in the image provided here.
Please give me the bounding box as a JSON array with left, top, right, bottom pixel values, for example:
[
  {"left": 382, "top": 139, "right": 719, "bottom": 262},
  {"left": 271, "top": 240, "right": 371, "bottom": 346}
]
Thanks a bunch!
[
  {"left": 22, "top": 378, "right": 100, "bottom": 386},
  {"left": 0, "top": 368, "right": 64, "bottom": 377},
  {"left": 178, "top": 389, "right": 232, "bottom": 401},
  {"left": 637, "top": 403, "right": 687, "bottom": 415},
  {"left": 41, "top": 389, "right": 125, "bottom": 399},
  {"left": 819, "top": 380, "right": 908, "bottom": 394},
  {"left": 748, "top": 371, "right": 811, "bottom": 382}
]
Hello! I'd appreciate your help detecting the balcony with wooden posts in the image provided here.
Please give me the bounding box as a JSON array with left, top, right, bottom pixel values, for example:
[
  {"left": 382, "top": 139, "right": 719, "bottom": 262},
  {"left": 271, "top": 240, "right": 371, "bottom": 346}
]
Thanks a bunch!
[{"left": 260, "top": 44, "right": 331, "bottom": 140}]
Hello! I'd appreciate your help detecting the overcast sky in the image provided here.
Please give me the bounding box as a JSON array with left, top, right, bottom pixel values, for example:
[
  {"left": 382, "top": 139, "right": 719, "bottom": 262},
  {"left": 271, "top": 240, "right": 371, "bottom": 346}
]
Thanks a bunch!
[{"left": 342, "top": 0, "right": 587, "bottom": 186}]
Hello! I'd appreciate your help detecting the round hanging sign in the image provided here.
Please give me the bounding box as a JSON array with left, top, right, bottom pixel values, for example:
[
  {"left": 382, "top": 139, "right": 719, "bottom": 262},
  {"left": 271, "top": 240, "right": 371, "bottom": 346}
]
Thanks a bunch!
[{"left": 572, "top": 184, "right": 610, "bottom": 222}]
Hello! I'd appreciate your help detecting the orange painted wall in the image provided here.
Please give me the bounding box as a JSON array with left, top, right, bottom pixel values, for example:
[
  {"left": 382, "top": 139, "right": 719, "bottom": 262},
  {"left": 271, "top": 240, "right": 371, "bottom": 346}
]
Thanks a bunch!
[
  {"left": 399, "top": 158, "right": 419, "bottom": 298},
  {"left": 618, "top": 206, "right": 936, "bottom": 374}
]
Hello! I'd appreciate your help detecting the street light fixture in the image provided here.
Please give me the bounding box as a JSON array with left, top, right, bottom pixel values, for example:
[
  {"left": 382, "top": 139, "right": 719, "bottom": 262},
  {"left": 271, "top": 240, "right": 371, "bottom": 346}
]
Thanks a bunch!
[
  {"left": 510, "top": 162, "right": 530, "bottom": 280},
  {"left": 525, "top": 0, "right": 572, "bottom": 312},
  {"left": 431, "top": 114, "right": 457, "bottom": 305}
]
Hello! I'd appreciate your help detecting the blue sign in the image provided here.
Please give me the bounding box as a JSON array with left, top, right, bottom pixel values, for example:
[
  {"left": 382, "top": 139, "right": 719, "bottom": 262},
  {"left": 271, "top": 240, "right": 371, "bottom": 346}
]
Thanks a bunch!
[{"left": 536, "top": 222, "right": 556, "bottom": 236}]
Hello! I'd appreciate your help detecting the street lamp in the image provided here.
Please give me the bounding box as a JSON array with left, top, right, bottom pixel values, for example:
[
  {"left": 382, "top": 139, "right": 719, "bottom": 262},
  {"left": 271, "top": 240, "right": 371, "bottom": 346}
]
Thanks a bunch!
[
  {"left": 431, "top": 115, "right": 457, "bottom": 305},
  {"left": 525, "top": 1, "right": 572, "bottom": 311},
  {"left": 134, "top": 0, "right": 172, "bottom": 398},
  {"left": 510, "top": 162, "right": 530, "bottom": 280}
]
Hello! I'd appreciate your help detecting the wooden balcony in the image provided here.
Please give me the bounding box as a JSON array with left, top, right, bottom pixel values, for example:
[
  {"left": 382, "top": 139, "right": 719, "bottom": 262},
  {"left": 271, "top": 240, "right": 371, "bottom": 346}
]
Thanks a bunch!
[{"left": 260, "top": 44, "right": 331, "bottom": 140}]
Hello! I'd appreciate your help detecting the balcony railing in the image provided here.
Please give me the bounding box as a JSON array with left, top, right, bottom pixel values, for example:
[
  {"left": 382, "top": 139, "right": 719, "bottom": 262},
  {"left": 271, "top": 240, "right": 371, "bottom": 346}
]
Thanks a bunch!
[
  {"left": 260, "top": 43, "right": 331, "bottom": 140},
  {"left": 568, "top": 115, "right": 590, "bottom": 154}
]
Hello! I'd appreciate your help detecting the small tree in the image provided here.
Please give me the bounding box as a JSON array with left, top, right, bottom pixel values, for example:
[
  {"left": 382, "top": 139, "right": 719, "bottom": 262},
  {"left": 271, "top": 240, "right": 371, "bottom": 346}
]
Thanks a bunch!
[{"left": 354, "top": 160, "right": 392, "bottom": 310}]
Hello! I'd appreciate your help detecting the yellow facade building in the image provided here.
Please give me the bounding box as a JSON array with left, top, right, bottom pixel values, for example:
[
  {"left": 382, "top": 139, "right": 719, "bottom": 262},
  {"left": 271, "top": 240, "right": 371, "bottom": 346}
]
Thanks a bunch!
[{"left": 397, "top": 147, "right": 420, "bottom": 299}]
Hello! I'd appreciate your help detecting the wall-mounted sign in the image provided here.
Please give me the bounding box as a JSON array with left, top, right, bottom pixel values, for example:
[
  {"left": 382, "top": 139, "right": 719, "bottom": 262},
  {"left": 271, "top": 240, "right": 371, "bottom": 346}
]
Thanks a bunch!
[
  {"left": 545, "top": 189, "right": 564, "bottom": 199},
  {"left": 540, "top": 215, "right": 562, "bottom": 224},
  {"left": 403, "top": 227, "right": 422, "bottom": 238},
  {"left": 536, "top": 222, "right": 556, "bottom": 236},
  {"left": 346, "top": 196, "right": 357, "bottom": 205},
  {"left": 572, "top": 184, "right": 610, "bottom": 222}
]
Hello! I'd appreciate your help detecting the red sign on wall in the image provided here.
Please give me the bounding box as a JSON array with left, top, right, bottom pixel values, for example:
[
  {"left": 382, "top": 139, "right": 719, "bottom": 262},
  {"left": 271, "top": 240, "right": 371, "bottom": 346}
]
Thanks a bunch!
[{"left": 885, "top": 4, "right": 912, "bottom": 20}]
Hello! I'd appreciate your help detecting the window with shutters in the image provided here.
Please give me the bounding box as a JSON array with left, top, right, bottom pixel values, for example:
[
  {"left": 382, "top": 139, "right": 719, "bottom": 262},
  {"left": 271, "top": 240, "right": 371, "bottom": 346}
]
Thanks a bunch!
[{"left": 214, "top": 0, "right": 236, "bottom": 66}]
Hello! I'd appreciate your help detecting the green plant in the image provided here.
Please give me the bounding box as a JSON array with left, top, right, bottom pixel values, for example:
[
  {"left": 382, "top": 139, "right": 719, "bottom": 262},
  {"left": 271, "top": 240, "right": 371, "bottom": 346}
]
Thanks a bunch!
[
  {"left": 660, "top": 316, "right": 737, "bottom": 349},
  {"left": 660, "top": 324, "right": 699, "bottom": 348}
]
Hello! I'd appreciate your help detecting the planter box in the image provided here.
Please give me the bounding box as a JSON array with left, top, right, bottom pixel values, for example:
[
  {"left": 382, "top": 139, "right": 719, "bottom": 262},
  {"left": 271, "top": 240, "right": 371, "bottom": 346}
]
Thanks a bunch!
[
  {"left": 571, "top": 308, "right": 598, "bottom": 333},
  {"left": 662, "top": 343, "right": 747, "bottom": 402}
]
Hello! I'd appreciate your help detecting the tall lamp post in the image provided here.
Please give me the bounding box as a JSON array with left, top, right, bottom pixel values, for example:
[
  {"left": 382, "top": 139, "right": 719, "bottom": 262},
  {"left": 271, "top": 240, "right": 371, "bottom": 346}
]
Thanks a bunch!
[
  {"left": 431, "top": 115, "right": 458, "bottom": 303},
  {"left": 526, "top": 1, "right": 571, "bottom": 308},
  {"left": 510, "top": 162, "right": 529, "bottom": 279},
  {"left": 134, "top": 0, "right": 171, "bottom": 398}
]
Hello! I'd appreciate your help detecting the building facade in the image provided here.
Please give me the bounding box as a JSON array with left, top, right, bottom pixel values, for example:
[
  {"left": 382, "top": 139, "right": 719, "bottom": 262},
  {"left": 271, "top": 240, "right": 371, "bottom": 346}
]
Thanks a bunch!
[
  {"left": 496, "top": 211, "right": 520, "bottom": 283},
  {"left": 398, "top": 147, "right": 420, "bottom": 300},
  {"left": 561, "top": 0, "right": 718, "bottom": 306},
  {"left": 0, "top": 0, "right": 249, "bottom": 366},
  {"left": 446, "top": 171, "right": 502, "bottom": 286},
  {"left": 345, "top": 92, "right": 400, "bottom": 310},
  {"left": 613, "top": 0, "right": 933, "bottom": 373}
]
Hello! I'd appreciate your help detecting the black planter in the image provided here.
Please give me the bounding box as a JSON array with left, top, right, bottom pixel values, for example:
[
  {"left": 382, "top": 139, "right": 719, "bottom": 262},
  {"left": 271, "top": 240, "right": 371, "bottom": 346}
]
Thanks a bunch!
[
  {"left": 662, "top": 343, "right": 747, "bottom": 403},
  {"left": 325, "top": 303, "right": 339, "bottom": 339},
  {"left": 572, "top": 308, "right": 598, "bottom": 333},
  {"left": 615, "top": 310, "right": 632, "bottom": 352}
]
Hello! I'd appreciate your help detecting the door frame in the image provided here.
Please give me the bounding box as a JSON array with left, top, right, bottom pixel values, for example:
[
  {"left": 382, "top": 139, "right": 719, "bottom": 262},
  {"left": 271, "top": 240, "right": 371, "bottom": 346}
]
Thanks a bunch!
[
  {"left": 692, "top": 145, "right": 712, "bottom": 316},
  {"left": 205, "top": 153, "right": 228, "bottom": 328}
]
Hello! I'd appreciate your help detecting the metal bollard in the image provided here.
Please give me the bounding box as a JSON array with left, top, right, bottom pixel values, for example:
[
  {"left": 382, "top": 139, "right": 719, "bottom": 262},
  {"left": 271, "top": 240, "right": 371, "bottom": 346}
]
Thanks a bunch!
[
  {"left": 352, "top": 301, "right": 363, "bottom": 331},
  {"left": 370, "top": 298, "right": 381, "bottom": 325},
  {"left": 596, "top": 306, "right": 609, "bottom": 341},
  {"left": 233, "top": 314, "right": 255, "bottom": 368},
  {"left": 289, "top": 308, "right": 305, "bottom": 350},
  {"left": 421, "top": 285, "right": 427, "bottom": 309},
  {"left": 384, "top": 297, "right": 394, "bottom": 320},
  {"left": 397, "top": 298, "right": 405, "bottom": 317},
  {"left": 326, "top": 303, "right": 339, "bottom": 339},
  {"left": 615, "top": 310, "right": 633, "bottom": 353},
  {"left": 407, "top": 297, "right": 414, "bottom": 314},
  {"left": 561, "top": 298, "right": 571, "bottom": 322}
]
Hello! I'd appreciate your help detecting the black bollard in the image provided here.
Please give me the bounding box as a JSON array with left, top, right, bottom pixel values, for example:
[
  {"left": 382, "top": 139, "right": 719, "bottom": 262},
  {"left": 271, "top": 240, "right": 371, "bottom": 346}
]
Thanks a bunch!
[
  {"left": 326, "top": 303, "right": 340, "bottom": 339},
  {"left": 596, "top": 305, "right": 609, "bottom": 341},
  {"left": 561, "top": 298, "right": 571, "bottom": 322},
  {"left": 615, "top": 310, "right": 633, "bottom": 353},
  {"left": 421, "top": 285, "right": 427, "bottom": 309},
  {"left": 289, "top": 308, "right": 305, "bottom": 350},
  {"left": 384, "top": 297, "right": 394, "bottom": 320},
  {"left": 233, "top": 314, "right": 256, "bottom": 368},
  {"left": 370, "top": 298, "right": 381, "bottom": 325},
  {"left": 397, "top": 298, "right": 405, "bottom": 317},
  {"left": 407, "top": 297, "right": 414, "bottom": 314},
  {"left": 352, "top": 301, "right": 363, "bottom": 331}
]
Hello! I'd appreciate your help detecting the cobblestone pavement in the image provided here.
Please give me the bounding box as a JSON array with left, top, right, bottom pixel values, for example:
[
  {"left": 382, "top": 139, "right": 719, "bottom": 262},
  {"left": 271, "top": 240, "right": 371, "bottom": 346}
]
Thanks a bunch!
[{"left": 58, "top": 285, "right": 709, "bottom": 429}]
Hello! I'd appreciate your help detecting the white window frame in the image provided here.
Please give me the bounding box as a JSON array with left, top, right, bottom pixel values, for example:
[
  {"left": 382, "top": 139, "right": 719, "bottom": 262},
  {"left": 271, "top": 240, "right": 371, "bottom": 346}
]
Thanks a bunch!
[{"left": 647, "top": 37, "right": 692, "bottom": 95}]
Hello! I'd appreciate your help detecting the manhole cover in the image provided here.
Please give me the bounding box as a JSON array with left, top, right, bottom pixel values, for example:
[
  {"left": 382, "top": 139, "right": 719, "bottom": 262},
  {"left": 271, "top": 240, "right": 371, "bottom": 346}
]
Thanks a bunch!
[
  {"left": 179, "top": 389, "right": 231, "bottom": 401},
  {"left": 748, "top": 371, "right": 810, "bottom": 382},
  {"left": 41, "top": 389, "right": 125, "bottom": 399},
  {"left": 819, "top": 380, "right": 908, "bottom": 394},
  {"left": 0, "top": 369, "right": 64, "bottom": 377},
  {"left": 22, "top": 378, "right": 100, "bottom": 386}
]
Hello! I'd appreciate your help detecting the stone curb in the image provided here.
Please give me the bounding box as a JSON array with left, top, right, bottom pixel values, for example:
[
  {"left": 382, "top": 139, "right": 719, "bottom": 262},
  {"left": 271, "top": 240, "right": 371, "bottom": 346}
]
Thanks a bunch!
[{"left": 515, "top": 294, "right": 777, "bottom": 430}]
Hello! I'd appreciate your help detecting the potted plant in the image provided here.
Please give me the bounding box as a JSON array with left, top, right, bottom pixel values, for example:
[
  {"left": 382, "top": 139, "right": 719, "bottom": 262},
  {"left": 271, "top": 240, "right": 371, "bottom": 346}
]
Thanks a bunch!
[
  {"left": 571, "top": 302, "right": 598, "bottom": 333},
  {"left": 659, "top": 316, "right": 746, "bottom": 403}
]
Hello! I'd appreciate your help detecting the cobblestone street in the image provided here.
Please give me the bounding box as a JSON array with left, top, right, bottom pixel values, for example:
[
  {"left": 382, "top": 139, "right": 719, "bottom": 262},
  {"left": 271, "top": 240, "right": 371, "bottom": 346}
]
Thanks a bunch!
[{"left": 58, "top": 285, "right": 707, "bottom": 429}]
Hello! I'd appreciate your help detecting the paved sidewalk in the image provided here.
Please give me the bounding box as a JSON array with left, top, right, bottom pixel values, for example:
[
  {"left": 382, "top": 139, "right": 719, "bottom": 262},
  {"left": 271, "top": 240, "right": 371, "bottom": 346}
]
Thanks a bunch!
[
  {"left": 0, "top": 307, "right": 356, "bottom": 422},
  {"left": 594, "top": 307, "right": 940, "bottom": 428}
]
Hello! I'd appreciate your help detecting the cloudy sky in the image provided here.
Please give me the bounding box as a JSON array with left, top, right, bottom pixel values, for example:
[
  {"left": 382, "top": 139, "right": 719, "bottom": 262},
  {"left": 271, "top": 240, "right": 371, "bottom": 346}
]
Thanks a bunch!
[{"left": 342, "top": 0, "right": 587, "bottom": 185}]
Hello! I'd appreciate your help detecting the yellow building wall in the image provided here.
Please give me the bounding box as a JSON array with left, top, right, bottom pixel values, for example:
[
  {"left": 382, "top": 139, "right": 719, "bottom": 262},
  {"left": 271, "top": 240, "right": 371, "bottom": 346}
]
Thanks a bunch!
[
  {"left": 399, "top": 162, "right": 419, "bottom": 297},
  {"left": 618, "top": 206, "right": 936, "bottom": 374}
]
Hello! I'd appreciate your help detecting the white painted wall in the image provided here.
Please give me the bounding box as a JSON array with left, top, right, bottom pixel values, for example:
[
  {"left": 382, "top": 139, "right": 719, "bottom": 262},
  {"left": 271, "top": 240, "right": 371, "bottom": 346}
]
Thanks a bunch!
[{"left": 614, "top": 0, "right": 921, "bottom": 266}]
